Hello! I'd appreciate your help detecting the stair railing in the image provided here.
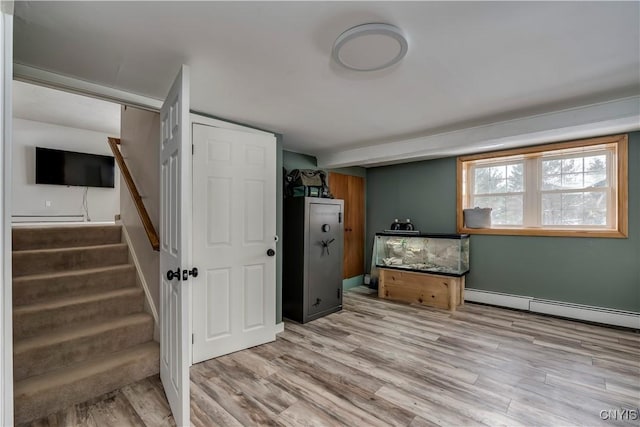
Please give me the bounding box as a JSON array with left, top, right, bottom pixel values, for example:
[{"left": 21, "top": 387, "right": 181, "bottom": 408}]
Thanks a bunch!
[{"left": 107, "top": 137, "right": 160, "bottom": 251}]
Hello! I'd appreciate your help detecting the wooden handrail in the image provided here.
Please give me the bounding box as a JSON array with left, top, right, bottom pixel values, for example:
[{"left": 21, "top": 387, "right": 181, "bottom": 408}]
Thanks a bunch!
[{"left": 108, "top": 137, "right": 160, "bottom": 251}]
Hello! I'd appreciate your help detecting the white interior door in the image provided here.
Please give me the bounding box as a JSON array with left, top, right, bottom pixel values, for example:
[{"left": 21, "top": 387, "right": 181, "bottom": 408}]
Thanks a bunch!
[
  {"left": 159, "top": 65, "right": 191, "bottom": 426},
  {"left": 192, "top": 123, "right": 276, "bottom": 364},
  {"left": 0, "top": 3, "right": 13, "bottom": 426}
]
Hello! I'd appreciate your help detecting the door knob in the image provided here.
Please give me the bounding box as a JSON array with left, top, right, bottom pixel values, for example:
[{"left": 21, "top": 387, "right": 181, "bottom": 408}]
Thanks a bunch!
[
  {"left": 267, "top": 248, "right": 276, "bottom": 257},
  {"left": 182, "top": 267, "right": 198, "bottom": 280},
  {"left": 166, "top": 268, "right": 180, "bottom": 281}
]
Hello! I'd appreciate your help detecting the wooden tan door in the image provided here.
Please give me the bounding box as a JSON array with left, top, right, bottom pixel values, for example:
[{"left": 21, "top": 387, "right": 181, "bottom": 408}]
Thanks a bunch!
[{"left": 329, "top": 173, "right": 365, "bottom": 279}]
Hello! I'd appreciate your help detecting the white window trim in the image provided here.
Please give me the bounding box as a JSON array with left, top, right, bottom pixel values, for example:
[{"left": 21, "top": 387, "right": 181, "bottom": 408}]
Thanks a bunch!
[{"left": 457, "top": 134, "right": 628, "bottom": 238}]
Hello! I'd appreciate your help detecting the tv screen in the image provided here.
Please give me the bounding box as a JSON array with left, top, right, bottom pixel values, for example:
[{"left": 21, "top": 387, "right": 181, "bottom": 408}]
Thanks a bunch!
[{"left": 35, "top": 147, "right": 115, "bottom": 188}]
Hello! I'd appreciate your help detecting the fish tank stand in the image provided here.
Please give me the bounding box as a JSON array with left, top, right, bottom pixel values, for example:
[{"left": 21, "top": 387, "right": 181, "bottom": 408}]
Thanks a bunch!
[
  {"left": 378, "top": 268, "right": 465, "bottom": 311},
  {"left": 374, "top": 232, "right": 469, "bottom": 311}
]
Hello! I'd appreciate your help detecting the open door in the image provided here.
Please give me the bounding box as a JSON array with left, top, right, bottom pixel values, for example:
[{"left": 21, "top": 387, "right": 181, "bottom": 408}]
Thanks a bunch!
[
  {"left": 0, "top": 3, "right": 12, "bottom": 425},
  {"left": 159, "top": 65, "right": 191, "bottom": 426}
]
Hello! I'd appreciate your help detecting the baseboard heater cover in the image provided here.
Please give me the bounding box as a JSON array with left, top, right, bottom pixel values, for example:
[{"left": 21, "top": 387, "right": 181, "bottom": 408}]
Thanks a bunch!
[
  {"left": 465, "top": 288, "right": 639, "bottom": 329},
  {"left": 529, "top": 299, "right": 640, "bottom": 330},
  {"left": 464, "top": 288, "right": 532, "bottom": 311}
]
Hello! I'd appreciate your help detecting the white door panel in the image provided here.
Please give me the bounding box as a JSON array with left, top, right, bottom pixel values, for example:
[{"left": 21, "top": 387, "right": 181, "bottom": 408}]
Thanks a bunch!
[
  {"left": 159, "top": 65, "right": 190, "bottom": 427},
  {"left": 192, "top": 124, "right": 276, "bottom": 363}
]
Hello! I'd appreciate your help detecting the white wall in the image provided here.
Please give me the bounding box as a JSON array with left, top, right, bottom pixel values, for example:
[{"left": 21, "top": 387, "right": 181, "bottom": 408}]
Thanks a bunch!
[
  {"left": 12, "top": 118, "right": 120, "bottom": 222},
  {"left": 120, "top": 106, "right": 160, "bottom": 320}
]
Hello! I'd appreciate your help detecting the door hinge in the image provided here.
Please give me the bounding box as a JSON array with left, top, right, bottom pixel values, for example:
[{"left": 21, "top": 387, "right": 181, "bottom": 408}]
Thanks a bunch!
[
  {"left": 192, "top": 334, "right": 194, "bottom": 344},
  {"left": 192, "top": 144, "right": 194, "bottom": 155}
]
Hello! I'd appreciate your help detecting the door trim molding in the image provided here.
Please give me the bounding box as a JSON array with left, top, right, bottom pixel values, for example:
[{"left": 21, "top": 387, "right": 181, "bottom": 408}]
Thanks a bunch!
[
  {"left": 190, "top": 113, "right": 275, "bottom": 137},
  {"left": 275, "top": 322, "right": 284, "bottom": 334},
  {"left": 13, "top": 64, "right": 163, "bottom": 111}
]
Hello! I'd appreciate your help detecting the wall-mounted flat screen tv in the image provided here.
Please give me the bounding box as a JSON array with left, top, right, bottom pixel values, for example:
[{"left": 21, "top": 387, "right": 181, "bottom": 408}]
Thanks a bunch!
[{"left": 35, "top": 147, "right": 115, "bottom": 188}]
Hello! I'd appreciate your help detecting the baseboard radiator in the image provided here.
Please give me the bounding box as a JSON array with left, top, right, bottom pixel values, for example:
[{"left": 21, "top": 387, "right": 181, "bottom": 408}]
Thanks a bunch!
[{"left": 465, "top": 288, "right": 640, "bottom": 329}]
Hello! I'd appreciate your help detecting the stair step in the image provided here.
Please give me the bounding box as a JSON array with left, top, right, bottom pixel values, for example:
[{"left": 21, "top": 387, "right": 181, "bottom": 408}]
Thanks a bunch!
[
  {"left": 13, "top": 288, "right": 145, "bottom": 339},
  {"left": 12, "top": 243, "right": 129, "bottom": 277},
  {"left": 14, "top": 341, "right": 159, "bottom": 425},
  {"left": 12, "top": 225, "right": 122, "bottom": 251},
  {"left": 14, "top": 313, "right": 154, "bottom": 381},
  {"left": 13, "top": 264, "right": 137, "bottom": 306}
]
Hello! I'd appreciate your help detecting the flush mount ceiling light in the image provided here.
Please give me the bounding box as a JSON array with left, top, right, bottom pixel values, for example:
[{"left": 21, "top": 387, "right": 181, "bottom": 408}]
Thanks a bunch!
[{"left": 332, "top": 23, "right": 408, "bottom": 71}]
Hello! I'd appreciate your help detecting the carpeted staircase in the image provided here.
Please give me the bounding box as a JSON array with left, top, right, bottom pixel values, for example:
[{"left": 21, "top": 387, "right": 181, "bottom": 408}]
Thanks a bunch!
[{"left": 12, "top": 225, "right": 159, "bottom": 425}]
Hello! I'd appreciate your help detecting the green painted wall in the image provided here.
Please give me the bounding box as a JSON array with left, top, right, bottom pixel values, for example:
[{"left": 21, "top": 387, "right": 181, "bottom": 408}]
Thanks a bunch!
[
  {"left": 283, "top": 150, "right": 317, "bottom": 170},
  {"left": 366, "top": 133, "right": 640, "bottom": 312}
]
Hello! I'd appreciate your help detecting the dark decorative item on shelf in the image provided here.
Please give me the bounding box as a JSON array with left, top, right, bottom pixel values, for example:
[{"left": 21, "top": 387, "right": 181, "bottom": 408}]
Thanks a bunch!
[
  {"left": 285, "top": 169, "right": 332, "bottom": 198},
  {"left": 387, "top": 218, "right": 416, "bottom": 233}
]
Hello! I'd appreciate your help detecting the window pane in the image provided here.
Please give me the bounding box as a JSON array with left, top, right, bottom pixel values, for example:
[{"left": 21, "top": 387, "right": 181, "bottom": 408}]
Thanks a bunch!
[
  {"left": 473, "top": 195, "right": 523, "bottom": 225},
  {"left": 474, "top": 166, "right": 505, "bottom": 194},
  {"left": 542, "top": 174, "right": 561, "bottom": 190},
  {"left": 562, "top": 158, "right": 583, "bottom": 173},
  {"left": 543, "top": 154, "right": 608, "bottom": 191},
  {"left": 506, "top": 164, "right": 524, "bottom": 192},
  {"left": 585, "top": 155, "right": 606, "bottom": 172},
  {"left": 541, "top": 191, "right": 608, "bottom": 226},
  {"left": 584, "top": 171, "right": 606, "bottom": 188},
  {"left": 561, "top": 173, "right": 583, "bottom": 189},
  {"left": 542, "top": 159, "right": 562, "bottom": 176},
  {"left": 474, "top": 163, "right": 523, "bottom": 194}
]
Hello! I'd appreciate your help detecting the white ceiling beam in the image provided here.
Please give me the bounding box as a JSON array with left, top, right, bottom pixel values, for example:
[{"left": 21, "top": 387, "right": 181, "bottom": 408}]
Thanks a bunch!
[
  {"left": 13, "top": 64, "right": 163, "bottom": 111},
  {"left": 316, "top": 96, "right": 640, "bottom": 168}
]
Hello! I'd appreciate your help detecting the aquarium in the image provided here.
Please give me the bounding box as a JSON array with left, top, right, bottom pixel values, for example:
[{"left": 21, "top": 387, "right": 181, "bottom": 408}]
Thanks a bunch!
[{"left": 374, "top": 233, "right": 470, "bottom": 276}]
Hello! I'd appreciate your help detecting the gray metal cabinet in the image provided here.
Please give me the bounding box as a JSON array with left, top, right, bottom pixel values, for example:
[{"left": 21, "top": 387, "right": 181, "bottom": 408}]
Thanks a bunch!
[{"left": 283, "top": 197, "right": 344, "bottom": 323}]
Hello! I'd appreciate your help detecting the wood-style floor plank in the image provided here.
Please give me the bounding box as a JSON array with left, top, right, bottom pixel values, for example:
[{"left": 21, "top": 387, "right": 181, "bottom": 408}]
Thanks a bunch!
[{"left": 24, "top": 286, "right": 640, "bottom": 426}]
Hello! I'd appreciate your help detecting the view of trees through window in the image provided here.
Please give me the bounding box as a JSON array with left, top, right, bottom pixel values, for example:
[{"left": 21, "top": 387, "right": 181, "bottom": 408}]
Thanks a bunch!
[
  {"left": 541, "top": 154, "right": 607, "bottom": 226},
  {"left": 458, "top": 135, "right": 626, "bottom": 237},
  {"left": 473, "top": 163, "right": 524, "bottom": 225},
  {"left": 470, "top": 152, "right": 610, "bottom": 227}
]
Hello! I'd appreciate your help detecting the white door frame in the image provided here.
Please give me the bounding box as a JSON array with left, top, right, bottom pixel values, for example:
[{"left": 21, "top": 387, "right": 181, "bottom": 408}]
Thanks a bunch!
[{"left": 1, "top": 2, "right": 13, "bottom": 425}]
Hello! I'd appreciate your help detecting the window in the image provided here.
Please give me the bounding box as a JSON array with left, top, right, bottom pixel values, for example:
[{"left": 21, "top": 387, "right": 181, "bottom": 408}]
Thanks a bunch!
[{"left": 457, "top": 134, "right": 628, "bottom": 238}]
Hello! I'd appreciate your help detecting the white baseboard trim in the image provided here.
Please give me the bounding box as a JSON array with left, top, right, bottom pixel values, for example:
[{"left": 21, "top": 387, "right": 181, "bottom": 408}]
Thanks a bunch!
[
  {"left": 464, "top": 288, "right": 532, "bottom": 311},
  {"left": 530, "top": 299, "right": 640, "bottom": 330},
  {"left": 465, "top": 288, "right": 639, "bottom": 329},
  {"left": 121, "top": 224, "right": 159, "bottom": 325},
  {"left": 275, "top": 322, "right": 285, "bottom": 334}
]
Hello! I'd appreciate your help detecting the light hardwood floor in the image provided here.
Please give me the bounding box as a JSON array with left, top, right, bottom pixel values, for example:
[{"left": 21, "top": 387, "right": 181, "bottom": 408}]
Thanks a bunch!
[{"left": 23, "top": 287, "right": 640, "bottom": 426}]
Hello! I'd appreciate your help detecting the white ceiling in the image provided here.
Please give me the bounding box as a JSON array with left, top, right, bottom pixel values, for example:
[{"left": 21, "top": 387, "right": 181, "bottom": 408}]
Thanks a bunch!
[
  {"left": 13, "top": 1, "right": 640, "bottom": 161},
  {"left": 13, "top": 80, "right": 121, "bottom": 136}
]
